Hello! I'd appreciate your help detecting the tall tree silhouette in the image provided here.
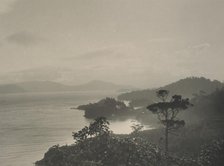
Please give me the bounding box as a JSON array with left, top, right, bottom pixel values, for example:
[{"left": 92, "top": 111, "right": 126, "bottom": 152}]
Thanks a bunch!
[
  {"left": 72, "top": 117, "right": 110, "bottom": 143},
  {"left": 147, "top": 90, "right": 192, "bottom": 165}
]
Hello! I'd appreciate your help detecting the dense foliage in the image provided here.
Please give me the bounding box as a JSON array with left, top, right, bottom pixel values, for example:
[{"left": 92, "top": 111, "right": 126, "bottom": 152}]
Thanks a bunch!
[
  {"left": 198, "top": 139, "right": 224, "bottom": 166},
  {"left": 36, "top": 117, "right": 224, "bottom": 166},
  {"left": 36, "top": 117, "right": 165, "bottom": 166}
]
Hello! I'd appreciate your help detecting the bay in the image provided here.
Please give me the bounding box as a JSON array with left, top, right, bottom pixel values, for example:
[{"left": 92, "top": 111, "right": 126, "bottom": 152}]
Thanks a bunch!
[{"left": 0, "top": 91, "right": 143, "bottom": 166}]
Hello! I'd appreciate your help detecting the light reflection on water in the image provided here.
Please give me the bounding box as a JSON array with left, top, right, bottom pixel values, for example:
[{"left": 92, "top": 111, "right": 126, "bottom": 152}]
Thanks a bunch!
[{"left": 109, "top": 119, "right": 152, "bottom": 134}]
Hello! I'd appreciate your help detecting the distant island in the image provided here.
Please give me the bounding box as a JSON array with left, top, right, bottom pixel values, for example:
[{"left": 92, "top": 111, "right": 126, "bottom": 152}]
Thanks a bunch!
[{"left": 77, "top": 97, "right": 135, "bottom": 119}]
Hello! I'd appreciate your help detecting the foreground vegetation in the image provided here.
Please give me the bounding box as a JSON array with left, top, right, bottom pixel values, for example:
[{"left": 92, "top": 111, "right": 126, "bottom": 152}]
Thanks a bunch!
[
  {"left": 36, "top": 86, "right": 224, "bottom": 166},
  {"left": 36, "top": 117, "right": 224, "bottom": 166}
]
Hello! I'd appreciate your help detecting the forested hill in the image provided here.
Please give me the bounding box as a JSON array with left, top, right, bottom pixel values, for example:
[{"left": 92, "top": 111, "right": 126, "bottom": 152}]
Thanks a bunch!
[
  {"left": 118, "top": 77, "right": 224, "bottom": 107},
  {"left": 192, "top": 88, "right": 224, "bottom": 120}
]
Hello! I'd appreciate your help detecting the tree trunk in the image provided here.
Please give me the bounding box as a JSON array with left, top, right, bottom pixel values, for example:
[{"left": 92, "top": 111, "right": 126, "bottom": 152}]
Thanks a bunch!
[
  {"left": 165, "top": 124, "right": 169, "bottom": 165},
  {"left": 165, "top": 111, "right": 169, "bottom": 166}
]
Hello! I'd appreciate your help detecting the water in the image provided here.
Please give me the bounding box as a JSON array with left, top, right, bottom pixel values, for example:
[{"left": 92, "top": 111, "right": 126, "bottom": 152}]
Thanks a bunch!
[{"left": 0, "top": 91, "right": 144, "bottom": 166}]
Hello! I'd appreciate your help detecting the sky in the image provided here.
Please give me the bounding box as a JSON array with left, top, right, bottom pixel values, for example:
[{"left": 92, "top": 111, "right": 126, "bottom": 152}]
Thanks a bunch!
[{"left": 0, "top": 0, "right": 223, "bottom": 88}]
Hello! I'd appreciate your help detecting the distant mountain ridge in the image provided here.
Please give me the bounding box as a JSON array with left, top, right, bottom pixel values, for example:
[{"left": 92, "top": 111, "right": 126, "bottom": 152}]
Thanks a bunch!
[
  {"left": 0, "top": 84, "right": 26, "bottom": 94},
  {"left": 0, "top": 80, "right": 134, "bottom": 94},
  {"left": 118, "top": 77, "right": 224, "bottom": 107},
  {"left": 71, "top": 80, "right": 134, "bottom": 91}
]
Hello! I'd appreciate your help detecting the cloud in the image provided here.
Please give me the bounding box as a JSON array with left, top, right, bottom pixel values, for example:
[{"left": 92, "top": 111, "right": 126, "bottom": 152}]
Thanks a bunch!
[
  {"left": 175, "top": 43, "right": 211, "bottom": 56},
  {"left": 65, "top": 45, "right": 129, "bottom": 61},
  {"left": 6, "top": 31, "right": 44, "bottom": 46},
  {"left": 191, "top": 43, "right": 211, "bottom": 50},
  {"left": 76, "top": 48, "right": 115, "bottom": 59},
  {"left": 0, "top": 0, "right": 19, "bottom": 14},
  {"left": 147, "top": 38, "right": 174, "bottom": 43}
]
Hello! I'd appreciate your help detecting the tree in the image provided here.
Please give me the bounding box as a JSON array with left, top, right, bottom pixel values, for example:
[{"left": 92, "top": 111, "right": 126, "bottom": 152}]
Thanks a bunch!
[
  {"left": 72, "top": 117, "right": 110, "bottom": 143},
  {"left": 130, "top": 122, "right": 144, "bottom": 136},
  {"left": 147, "top": 90, "right": 192, "bottom": 165},
  {"left": 88, "top": 117, "right": 110, "bottom": 136}
]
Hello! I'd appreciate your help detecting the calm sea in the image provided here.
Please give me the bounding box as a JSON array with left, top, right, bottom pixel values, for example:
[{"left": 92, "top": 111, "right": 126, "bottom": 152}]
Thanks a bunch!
[{"left": 0, "top": 91, "right": 142, "bottom": 166}]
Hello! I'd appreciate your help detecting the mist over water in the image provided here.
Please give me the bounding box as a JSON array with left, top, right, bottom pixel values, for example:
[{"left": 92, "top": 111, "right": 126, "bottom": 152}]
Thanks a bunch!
[{"left": 0, "top": 91, "right": 148, "bottom": 166}]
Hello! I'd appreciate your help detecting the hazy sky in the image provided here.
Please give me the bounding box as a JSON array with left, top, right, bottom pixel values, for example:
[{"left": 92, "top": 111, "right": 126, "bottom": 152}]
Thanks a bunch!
[{"left": 0, "top": 0, "right": 223, "bottom": 87}]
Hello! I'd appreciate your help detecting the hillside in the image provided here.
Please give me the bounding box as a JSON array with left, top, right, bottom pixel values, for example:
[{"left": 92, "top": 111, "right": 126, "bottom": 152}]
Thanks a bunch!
[
  {"left": 190, "top": 88, "right": 224, "bottom": 122},
  {"left": 118, "top": 77, "right": 224, "bottom": 107}
]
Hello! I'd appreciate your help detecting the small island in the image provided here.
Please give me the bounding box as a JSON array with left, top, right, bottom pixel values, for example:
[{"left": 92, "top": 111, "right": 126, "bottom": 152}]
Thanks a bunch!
[{"left": 77, "top": 97, "right": 135, "bottom": 119}]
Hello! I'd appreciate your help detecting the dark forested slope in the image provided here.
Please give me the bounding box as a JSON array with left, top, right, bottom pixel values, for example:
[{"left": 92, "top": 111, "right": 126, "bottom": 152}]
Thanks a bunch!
[{"left": 118, "top": 77, "right": 224, "bottom": 107}]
